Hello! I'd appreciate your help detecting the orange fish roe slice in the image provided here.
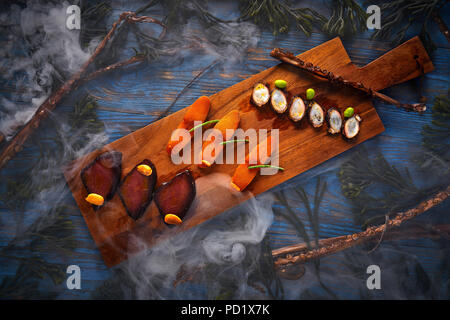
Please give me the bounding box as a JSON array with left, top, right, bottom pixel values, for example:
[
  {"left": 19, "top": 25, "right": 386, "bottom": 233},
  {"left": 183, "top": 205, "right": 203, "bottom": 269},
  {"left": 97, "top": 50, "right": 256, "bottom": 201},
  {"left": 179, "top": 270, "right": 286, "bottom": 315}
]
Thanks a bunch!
[
  {"left": 199, "top": 110, "right": 240, "bottom": 168},
  {"left": 230, "top": 136, "right": 273, "bottom": 192},
  {"left": 167, "top": 96, "right": 211, "bottom": 154}
]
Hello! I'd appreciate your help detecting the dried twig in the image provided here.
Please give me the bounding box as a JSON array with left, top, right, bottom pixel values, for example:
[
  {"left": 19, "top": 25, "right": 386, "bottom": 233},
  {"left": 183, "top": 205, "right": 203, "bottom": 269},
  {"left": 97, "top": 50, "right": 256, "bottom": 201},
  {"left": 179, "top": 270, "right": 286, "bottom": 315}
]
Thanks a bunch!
[
  {"left": 272, "top": 185, "right": 450, "bottom": 268},
  {"left": 155, "top": 60, "right": 218, "bottom": 121},
  {"left": 0, "top": 12, "right": 166, "bottom": 170},
  {"left": 432, "top": 10, "right": 450, "bottom": 43},
  {"left": 270, "top": 47, "right": 427, "bottom": 113},
  {"left": 80, "top": 55, "right": 146, "bottom": 84}
]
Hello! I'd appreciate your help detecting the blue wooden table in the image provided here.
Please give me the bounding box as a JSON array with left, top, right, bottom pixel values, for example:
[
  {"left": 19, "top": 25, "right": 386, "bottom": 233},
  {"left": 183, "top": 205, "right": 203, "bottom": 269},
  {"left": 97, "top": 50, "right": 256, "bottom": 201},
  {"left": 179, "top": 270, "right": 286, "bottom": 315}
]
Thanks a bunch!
[{"left": 0, "top": 1, "right": 448, "bottom": 299}]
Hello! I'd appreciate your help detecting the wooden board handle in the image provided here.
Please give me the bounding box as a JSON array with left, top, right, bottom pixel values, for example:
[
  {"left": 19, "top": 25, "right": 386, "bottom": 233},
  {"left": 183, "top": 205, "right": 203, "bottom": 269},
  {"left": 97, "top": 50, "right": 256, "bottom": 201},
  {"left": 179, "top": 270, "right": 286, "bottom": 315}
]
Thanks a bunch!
[{"left": 357, "top": 36, "right": 434, "bottom": 91}]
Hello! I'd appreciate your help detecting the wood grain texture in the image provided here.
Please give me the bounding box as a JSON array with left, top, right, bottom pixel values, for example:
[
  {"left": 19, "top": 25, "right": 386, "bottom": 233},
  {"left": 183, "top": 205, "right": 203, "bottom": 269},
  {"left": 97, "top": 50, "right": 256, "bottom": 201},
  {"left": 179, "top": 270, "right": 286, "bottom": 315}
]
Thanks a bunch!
[{"left": 63, "top": 36, "right": 433, "bottom": 267}]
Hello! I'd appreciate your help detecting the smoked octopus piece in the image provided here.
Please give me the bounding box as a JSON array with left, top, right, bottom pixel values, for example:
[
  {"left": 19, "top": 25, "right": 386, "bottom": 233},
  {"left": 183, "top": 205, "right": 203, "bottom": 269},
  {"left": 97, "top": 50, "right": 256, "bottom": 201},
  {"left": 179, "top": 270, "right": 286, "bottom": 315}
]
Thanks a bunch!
[
  {"left": 343, "top": 114, "right": 362, "bottom": 139},
  {"left": 288, "top": 96, "right": 306, "bottom": 123},
  {"left": 251, "top": 83, "right": 270, "bottom": 107},
  {"left": 270, "top": 88, "right": 288, "bottom": 114},
  {"left": 118, "top": 159, "right": 157, "bottom": 220},
  {"left": 154, "top": 170, "right": 196, "bottom": 225},
  {"left": 326, "top": 107, "right": 343, "bottom": 134},
  {"left": 80, "top": 150, "right": 122, "bottom": 210},
  {"left": 308, "top": 101, "right": 325, "bottom": 128}
]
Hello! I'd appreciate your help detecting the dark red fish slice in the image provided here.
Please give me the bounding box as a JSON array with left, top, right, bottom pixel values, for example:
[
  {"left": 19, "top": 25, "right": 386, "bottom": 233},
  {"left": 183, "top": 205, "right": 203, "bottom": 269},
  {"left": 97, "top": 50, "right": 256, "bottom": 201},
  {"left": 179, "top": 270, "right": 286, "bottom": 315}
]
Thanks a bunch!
[
  {"left": 80, "top": 150, "right": 122, "bottom": 210},
  {"left": 118, "top": 159, "right": 157, "bottom": 220},
  {"left": 154, "top": 170, "right": 196, "bottom": 225}
]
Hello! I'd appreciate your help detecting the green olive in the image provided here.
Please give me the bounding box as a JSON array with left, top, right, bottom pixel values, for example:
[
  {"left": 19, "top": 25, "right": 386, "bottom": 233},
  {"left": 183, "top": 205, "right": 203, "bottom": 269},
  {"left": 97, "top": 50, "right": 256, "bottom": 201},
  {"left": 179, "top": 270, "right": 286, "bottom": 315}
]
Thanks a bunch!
[
  {"left": 306, "top": 88, "right": 315, "bottom": 100},
  {"left": 275, "top": 79, "right": 287, "bottom": 89},
  {"left": 344, "top": 107, "right": 355, "bottom": 118}
]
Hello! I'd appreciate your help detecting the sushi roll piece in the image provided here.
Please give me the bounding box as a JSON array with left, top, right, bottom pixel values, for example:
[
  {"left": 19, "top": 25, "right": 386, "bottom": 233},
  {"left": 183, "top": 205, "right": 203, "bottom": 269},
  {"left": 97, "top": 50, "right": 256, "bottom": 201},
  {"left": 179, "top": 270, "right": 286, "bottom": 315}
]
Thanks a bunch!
[
  {"left": 343, "top": 114, "right": 362, "bottom": 139},
  {"left": 154, "top": 170, "right": 196, "bottom": 226},
  {"left": 288, "top": 96, "right": 306, "bottom": 123},
  {"left": 308, "top": 101, "right": 325, "bottom": 128},
  {"left": 251, "top": 83, "right": 270, "bottom": 107},
  {"left": 81, "top": 150, "right": 122, "bottom": 210},
  {"left": 326, "top": 108, "right": 343, "bottom": 134},
  {"left": 118, "top": 159, "right": 157, "bottom": 220},
  {"left": 270, "top": 88, "right": 288, "bottom": 114}
]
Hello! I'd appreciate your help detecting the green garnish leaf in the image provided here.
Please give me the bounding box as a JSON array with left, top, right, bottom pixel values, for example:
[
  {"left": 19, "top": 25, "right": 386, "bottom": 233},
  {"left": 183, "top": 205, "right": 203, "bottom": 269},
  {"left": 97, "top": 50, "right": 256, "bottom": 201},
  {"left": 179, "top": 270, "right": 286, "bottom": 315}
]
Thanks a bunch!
[
  {"left": 220, "top": 139, "right": 249, "bottom": 145},
  {"left": 188, "top": 119, "right": 220, "bottom": 133},
  {"left": 248, "top": 165, "right": 285, "bottom": 171}
]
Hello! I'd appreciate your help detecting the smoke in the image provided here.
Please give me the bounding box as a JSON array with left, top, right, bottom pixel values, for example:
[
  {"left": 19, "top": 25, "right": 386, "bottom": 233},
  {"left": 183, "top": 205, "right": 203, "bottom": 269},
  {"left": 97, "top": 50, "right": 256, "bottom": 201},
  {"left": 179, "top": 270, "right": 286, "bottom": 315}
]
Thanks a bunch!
[
  {"left": 119, "top": 173, "right": 274, "bottom": 300},
  {"left": 0, "top": 0, "right": 277, "bottom": 300},
  {"left": 0, "top": 1, "right": 98, "bottom": 140}
]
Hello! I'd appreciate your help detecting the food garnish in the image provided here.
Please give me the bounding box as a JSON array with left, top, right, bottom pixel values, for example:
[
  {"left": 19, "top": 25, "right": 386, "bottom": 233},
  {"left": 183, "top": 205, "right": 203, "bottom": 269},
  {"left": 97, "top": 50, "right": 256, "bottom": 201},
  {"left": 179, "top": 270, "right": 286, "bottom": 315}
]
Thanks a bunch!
[
  {"left": 344, "top": 107, "right": 354, "bottom": 118},
  {"left": 274, "top": 79, "right": 287, "bottom": 89},
  {"left": 220, "top": 139, "right": 249, "bottom": 145},
  {"left": 137, "top": 164, "right": 153, "bottom": 176},
  {"left": 306, "top": 88, "right": 315, "bottom": 100},
  {"left": 247, "top": 165, "right": 284, "bottom": 170},
  {"left": 85, "top": 193, "right": 104, "bottom": 206},
  {"left": 188, "top": 119, "right": 220, "bottom": 133}
]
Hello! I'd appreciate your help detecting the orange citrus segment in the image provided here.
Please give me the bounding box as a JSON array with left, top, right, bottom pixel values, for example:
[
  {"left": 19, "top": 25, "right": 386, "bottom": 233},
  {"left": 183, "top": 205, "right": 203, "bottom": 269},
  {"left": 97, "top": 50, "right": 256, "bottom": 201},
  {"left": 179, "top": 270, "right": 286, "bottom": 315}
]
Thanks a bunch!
[
  {"left": 85, "top": 193, "right": 104, "bottom": 206},
  {"left": 164, "top": 214, "right": 182, "bottom": 225},
  {"left": 137, "top": 164, "right": 153, "bottom": 176}
]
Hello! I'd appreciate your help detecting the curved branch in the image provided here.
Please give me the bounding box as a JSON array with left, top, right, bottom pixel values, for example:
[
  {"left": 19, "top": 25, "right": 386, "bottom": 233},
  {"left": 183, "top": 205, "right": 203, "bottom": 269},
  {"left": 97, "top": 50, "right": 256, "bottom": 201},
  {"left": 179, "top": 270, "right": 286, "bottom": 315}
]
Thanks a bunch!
[
  {"left": 273, "top": 185, "right": 450, "bottom": 268},
  {"left": 270, "top": 47, "right": 426, "bottom": 113},
  {"left": 0, "top": 12, "right": 166, "bottom": 170}
]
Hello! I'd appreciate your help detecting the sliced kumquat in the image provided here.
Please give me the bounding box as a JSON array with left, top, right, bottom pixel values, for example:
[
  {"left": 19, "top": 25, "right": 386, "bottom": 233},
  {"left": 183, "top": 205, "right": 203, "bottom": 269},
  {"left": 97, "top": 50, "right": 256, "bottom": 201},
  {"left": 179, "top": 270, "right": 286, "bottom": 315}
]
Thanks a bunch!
[
  {"left": 85, "top": 193, "right": 104, "bottom": 206},
  {"left": 164, "top": 214, "right": 183, "bottom": 225},
  {"left": 137, "top": 164, "right": 153, "bottom": 176}
]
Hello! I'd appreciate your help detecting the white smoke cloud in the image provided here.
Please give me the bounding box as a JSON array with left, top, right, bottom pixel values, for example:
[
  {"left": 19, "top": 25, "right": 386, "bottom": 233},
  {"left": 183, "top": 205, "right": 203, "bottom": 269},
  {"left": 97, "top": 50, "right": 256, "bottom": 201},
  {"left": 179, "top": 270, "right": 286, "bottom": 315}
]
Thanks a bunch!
[
  {"left": 120, "top": 174, "right": 274, "bottom": 300},
  {"left": 0, "top": 1, "right": 97, "bottom": 140}
]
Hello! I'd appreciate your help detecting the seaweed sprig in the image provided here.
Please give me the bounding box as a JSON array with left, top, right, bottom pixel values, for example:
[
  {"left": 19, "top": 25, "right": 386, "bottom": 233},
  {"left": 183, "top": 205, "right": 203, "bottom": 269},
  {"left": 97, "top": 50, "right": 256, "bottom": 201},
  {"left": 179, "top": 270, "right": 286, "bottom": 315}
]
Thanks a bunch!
[
  {"left": 0, "top": 95, "right": 105, "bottom": 299},
  {"left": 369, "top": 0, "right": 449, "bottom": 52},
  {"left": 337, "top": 147, "right": 447, "bottom": 228},
  {"left": 415, "top": 91, "right": 450, "bottom": 171},
  {"left": 238, "top": 0, "right": 326, "bottom": 35},
  {"left": 322, "top": 0, "right": 368, "bottom": 36},
  {"left": 273, "top": 178, "right": 326, "bottom": 249},
  {"left": 80, "top": 2, "right": 112, "bottom": 49},
  {"left": 273, "top": 178, "right": 338, "bottom": 297}
]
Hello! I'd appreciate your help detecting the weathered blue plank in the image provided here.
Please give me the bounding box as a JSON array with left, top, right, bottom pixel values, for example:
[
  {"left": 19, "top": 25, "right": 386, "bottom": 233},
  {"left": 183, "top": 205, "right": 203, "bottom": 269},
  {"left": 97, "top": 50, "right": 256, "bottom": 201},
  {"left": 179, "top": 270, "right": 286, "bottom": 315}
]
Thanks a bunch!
[{"left": 0, "top": 0, "right": 448, "bottom": 299}]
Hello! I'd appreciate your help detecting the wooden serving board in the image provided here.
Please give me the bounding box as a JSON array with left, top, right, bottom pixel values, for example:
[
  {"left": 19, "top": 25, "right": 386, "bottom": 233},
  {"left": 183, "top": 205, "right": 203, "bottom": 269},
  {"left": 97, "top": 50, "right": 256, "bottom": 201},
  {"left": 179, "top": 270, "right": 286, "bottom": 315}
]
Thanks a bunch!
[{"left": 63, "top": 36, "right": 433, "bottom": 267}]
